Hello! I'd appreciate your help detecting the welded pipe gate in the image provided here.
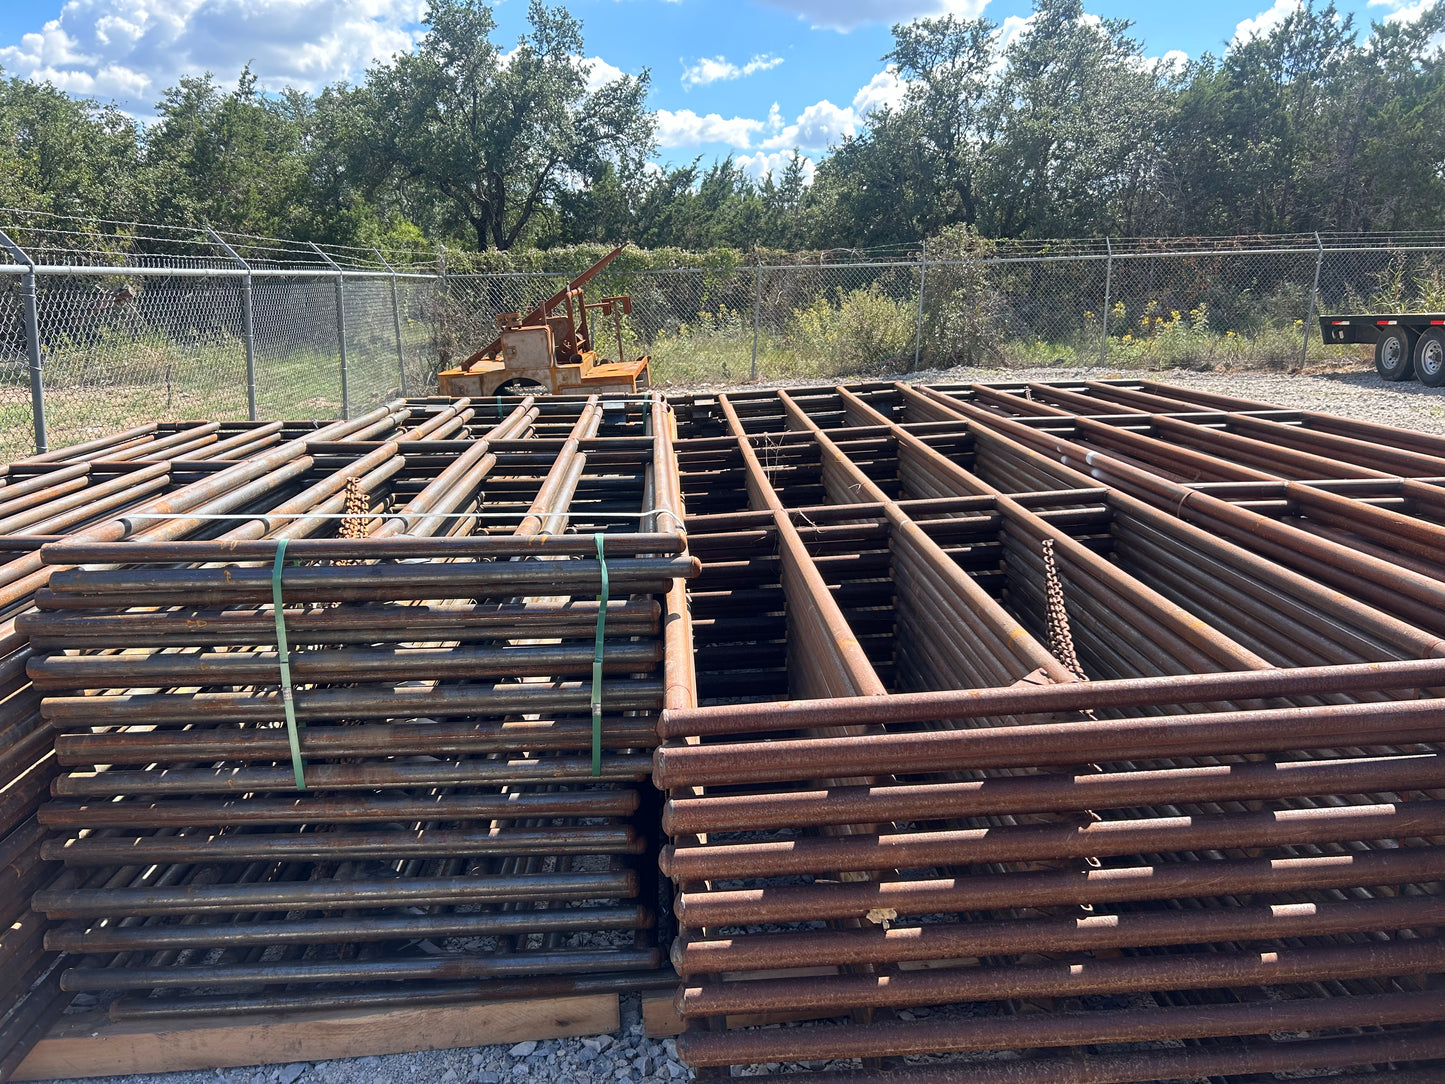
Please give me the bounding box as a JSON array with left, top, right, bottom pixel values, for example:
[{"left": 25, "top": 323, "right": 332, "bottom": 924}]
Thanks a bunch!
[{"left": 0, "top": 379, "right": 1440, "bottom": 1083}]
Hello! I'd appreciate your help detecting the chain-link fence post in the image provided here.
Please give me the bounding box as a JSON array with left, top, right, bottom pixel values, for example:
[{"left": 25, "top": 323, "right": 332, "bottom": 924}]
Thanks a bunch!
[
  {"left": 1301, "top": 231, "right": 1324, "bottom": 370},
  {"left": 0, "top": 229, "right": 47, "bottom": 453},
  {"left": 375, "top": 249, "right": 408, "bottom": 396},
  {"left": 751, "top": 254, "right": 762, "bottom": 381},
  {"left": 1099, "top": 238, "right": 1113, "bottom": 368},
  {"left": 208, "top": 228, "right": 258, "bottom": 421},
  {"left": 912, "top": 238, "right": 927, "bottom": 372},
  {"left": 310, "top": 242, "right": 350, "bottom": 419}
]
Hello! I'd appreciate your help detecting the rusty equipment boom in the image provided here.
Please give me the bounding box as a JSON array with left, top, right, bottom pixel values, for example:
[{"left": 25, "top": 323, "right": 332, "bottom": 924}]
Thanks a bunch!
[{"left": 437, "top": 246, "right": 650, "bottom": 398}]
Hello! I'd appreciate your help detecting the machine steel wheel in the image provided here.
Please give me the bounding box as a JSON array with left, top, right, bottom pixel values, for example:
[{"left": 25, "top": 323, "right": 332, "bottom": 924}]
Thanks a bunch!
[
  {"left": 1375, "top": 327, "right": 1417, "bottom": 381},
  {"left": 493, "top": 379, "right": 548, "bottom": 396},
  {"left": 1415, "top": 329, "right": 1445, "bottom": 387}
]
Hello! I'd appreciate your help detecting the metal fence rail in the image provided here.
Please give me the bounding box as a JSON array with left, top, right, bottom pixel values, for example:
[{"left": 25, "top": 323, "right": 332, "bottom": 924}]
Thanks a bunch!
[{"left": 2, "top": 212, "right": 1443, "bottom": 460}]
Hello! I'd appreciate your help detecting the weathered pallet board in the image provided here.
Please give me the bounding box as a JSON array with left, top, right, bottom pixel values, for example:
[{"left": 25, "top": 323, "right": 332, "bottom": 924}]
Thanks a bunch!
[{"left": 14, "top": 995, "right": 618, "bottom": 1081}]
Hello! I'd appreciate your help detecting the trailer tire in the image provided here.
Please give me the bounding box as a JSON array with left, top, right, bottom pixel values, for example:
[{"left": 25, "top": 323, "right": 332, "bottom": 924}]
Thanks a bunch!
[
  {"left": 1415, "top": 329, "right": 1445, "bottom": 387},
  {"left": 1374, "top": 327, "right": 1417, "bottom": 381}
]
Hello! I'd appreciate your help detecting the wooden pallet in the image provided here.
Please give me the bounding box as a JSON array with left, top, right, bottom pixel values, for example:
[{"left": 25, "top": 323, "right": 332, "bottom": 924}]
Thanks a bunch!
[{"left": 14, "top": 995, "right": 617, "bottom": 1081}]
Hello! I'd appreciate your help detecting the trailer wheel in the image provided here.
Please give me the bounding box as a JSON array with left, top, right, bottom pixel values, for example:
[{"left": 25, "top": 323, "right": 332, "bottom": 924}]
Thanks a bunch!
[
  {"left": 1374, "top": 327, "right": 1417, "bottom": 381},
  {"left": 1415, "top": 329, "right": 1445, "bottom": 387}
]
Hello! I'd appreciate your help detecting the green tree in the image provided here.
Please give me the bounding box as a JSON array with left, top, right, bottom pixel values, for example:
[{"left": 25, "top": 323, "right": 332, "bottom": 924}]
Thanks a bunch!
[
  {"left": 1333, "top": 4, "right": 1445, "bottom": 231},
  {"left": 980, "top": 0, "right": 1172, "bottom": 237},
  {"left": 140, "top": 68, "right": 310, "bottom": 235},
  {"left": 357, "top": 0, "right": 654, "bottom": 250},
  {"left": 886, "top": 14, "right": 997, "bottom": 231},
  {"left": 807, "top": 109, "right": 935, "bottom": 247},
  {"left": 805, "top": 15, "right": 995, "bottom": 247},
  {"left": 0, "top": 75, "right": 140, "bottom": 222}
]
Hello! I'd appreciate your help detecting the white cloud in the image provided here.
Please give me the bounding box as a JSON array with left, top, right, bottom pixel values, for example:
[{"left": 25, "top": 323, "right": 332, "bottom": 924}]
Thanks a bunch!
[
  {"left": 681, "top": 53, "right": 783, "bottom": 89},
  {"left": 654, "top": 108, "right": 766, "bottom": 148},
  {"left": 852, "top": 67, "right": 908, "bottom": 116},
  {"left": 736, "top": 149, "right": 816, "bottom": 185},
  {"left": 657, "top": 68, "right": 888, "bottom": 153},
  {"left": 988, "top": 14, "right": 1035, "bottom": 73},
  {"left": 0, "top": 0, "right": 429, "bottom": 108},
  {"left": 573, "top": 54, "right": 627, "bottom": 94},
  {"left": 756, "top": 0, "right": 988, "bottom": 32},
  {"left": 1122, "top": 46, "right": 1191, "bottom": 73},
  {"left": 995, "top": 14, "right": 1035, "bottom": 50},
  {"left": 1233, "top": 0, "right": 1302, "bottom": 44},
  {"left": 1368, "top": 0, "right": 1437, "bottom": 22},
  {"left": 744, "top": 66, "right": 921, "bottom": 155},
  {"left": 762, "top": 98, "right": 857, "bottom": 150}
]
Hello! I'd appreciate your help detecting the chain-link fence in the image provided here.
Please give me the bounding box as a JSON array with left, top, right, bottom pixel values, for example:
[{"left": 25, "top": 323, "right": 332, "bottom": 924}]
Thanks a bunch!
[{"left": 2, "top": 213, "right": 1443, "bottom": 460}]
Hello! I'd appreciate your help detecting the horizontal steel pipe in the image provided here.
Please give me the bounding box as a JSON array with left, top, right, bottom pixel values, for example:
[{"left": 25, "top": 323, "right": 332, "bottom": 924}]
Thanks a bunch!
[
  {"left": 656, "top": 659, "right": 1445, "bottom": 739},
  {"left": 55, "top": 718, "right": 661, "bottom": 765},
  {"left": 675, "top": 989, "right": 1445, "bottom": 1066},
  {"left": 38, "top": 533, "right": 685, "bottom": 564},
  {"left": 673, "top": 894, "right": 1445, "bottom": 978},
  {"left": 663, "top": 751, "right": 1445, "bottom": 836},
  {"left": 679, "top": 938, "right": 1445, "bottom": 1017},
  {"left": 37, "top": 557, "right": 698, "bottom": 606},
  {"left": 38, "top": 789, "right": 640, "bottom": 829},
  {"left": 106, "top": 969, "right": 684, "bottom": 1021},
  {"left": 654, "top": 699, "right": 1445, "bottom": 788},
  {"left": 42, "top": 680, "right": 664, "bottom": 727},
  {"left": 673, "top": 847, "right": 1445, "bottom": 927},
  {"left": 18, "top": 598, "right": 661, "bottom": 648},
  {"left": 52, "top": 754, "right": 657, "bottom": 795},
  {"left": 61, "top": 946, "right": 665, "bottom": 991},
  {"left": 48, "top": 904, "right": 652, "bottom": 953},
  {"left": 32, "top": 641, "right": 664, "bottom": 691},
  {"left": 35, "top": 869, "right": 639, "bottom": 919},
  {"left": 42, "top": 824, "right": 645, "bottom": 865},
  {"left": 660, "top": 801, "right": 1445, "bottom": 880}
]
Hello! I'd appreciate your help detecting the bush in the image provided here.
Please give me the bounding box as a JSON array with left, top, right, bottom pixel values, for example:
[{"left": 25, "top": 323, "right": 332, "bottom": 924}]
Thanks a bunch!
[
  {"left": 786, "top": 286, "right": 916, "bottom": 374},
  {"left": 917, "top": 225, "right": 1007, "bottom": 367}
]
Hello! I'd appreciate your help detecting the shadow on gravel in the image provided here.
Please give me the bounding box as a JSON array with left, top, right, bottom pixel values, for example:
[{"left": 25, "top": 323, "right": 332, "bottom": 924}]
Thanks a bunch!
[{"left": 1313, "top": 368, "right": 1444, "bottom": 396}]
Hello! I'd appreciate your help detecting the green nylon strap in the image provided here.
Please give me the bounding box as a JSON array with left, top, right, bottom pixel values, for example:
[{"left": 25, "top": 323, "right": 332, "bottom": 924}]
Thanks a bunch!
[
  {"left": 591, "top": 532, "right": 609, "bottom": 777},
  {"left": 271, "top": 538, "right": 306, "bottom": 790}
]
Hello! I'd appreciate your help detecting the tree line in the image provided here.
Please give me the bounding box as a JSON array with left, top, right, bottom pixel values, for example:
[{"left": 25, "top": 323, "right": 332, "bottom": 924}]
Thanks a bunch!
[{"left": 1, "top": 0, "right": 1440, "bottom": 256}]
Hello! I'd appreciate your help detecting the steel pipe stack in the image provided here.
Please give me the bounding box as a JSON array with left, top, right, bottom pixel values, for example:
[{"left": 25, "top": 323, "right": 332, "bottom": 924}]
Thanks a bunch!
[
  {"left": 657, "top": 384, "right": 1445, "bottom": 1082},
  {"left": 0, "top": 403, "right": 451, "bottom": 1078},
  {"left": 0, "top": 394, "right": 697, "bottom": 1076},
  {"left": 0, "top": 379, "right": 1442, "bottom": 1083}
]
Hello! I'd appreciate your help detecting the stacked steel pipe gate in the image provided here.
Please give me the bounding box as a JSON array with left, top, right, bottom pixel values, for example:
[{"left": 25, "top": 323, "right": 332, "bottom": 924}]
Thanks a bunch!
[
  {"left": 0, "top": 380, "right": 1442, "bottom": 1082},
  {"left": 0, "top": 396, "right": 693, "bottom": 1077}
]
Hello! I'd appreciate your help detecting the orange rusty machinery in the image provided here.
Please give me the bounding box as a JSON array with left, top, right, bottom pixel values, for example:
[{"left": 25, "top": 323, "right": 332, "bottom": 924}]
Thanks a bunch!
[{"left": 437, "top": 245, "right": 651, "bottom": 398}]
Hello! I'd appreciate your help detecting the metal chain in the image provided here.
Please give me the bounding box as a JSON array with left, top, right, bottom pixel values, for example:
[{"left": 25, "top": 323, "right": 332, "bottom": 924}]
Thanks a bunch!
[
  {"left": 339, "top": 477, "right": 369, "bottom": 541},
  {"left": 1041, "top": 538, "right": 1088, "bottom": 681},
  {"left": 331, "top": 477, "right": 371, "bottom": 573}
]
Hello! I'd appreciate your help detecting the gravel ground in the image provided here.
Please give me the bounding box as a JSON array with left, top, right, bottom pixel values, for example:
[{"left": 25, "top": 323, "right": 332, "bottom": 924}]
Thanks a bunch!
[
  {"left": 679, "top": 356, "right": 1445, "bottom": 437},
  {"left": 913, "top": 359, "right": 1445, "bottom": 435},
  {"left": 46, "top": 996, "right": 690, "bottom": 1084},
  {"left": 38, "top": 359, "right": 1441, "bottom": 1084}
]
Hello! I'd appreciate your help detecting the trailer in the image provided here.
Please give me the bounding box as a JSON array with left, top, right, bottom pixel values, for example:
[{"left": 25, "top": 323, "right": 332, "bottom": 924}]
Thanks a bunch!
[{"left": 1319, "top": 313, "right": 1445, "bottom": 385}]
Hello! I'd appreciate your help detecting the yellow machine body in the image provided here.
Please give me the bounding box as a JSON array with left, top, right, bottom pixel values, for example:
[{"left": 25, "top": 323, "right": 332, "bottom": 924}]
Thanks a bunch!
[{"left": 436, "top": 246, "right": 651, "bottom": 397}]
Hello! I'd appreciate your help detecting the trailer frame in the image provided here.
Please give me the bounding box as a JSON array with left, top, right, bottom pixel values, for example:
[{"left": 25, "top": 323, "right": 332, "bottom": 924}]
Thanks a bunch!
[{"left": 1319, "top": 312, "right": 1445, "bottom": 385}]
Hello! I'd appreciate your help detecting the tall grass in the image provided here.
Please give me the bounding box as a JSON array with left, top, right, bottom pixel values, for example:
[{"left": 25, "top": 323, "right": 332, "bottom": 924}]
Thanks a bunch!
[{"left": 647, "top": 286, "right": 915, "bottom": 385}]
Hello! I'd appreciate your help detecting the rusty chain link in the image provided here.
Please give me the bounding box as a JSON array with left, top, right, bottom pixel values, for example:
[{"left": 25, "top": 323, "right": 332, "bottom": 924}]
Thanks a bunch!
[{"left": 1041, "top": 537, "right": 1088, "bottom": 681}]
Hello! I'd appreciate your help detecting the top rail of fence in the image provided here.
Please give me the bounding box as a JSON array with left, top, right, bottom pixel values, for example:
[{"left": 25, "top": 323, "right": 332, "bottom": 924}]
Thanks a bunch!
[{"left": 0, "top": 209, "right": 1442, "bottom": 279}]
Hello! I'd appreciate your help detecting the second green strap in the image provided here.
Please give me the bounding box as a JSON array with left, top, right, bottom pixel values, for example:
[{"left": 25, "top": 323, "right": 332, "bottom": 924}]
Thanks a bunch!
[
  {"left": 591, "top": 532, "right": 610, "bottom": 777},
  {"left": 271, "top": 538, "right": 307, "bottom": 790}
]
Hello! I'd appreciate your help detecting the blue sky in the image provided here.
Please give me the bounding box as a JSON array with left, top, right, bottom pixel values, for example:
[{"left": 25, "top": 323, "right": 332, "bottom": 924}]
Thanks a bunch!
[{"left": 0, "top": 0, "right": 1433, "bottom": 181}]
